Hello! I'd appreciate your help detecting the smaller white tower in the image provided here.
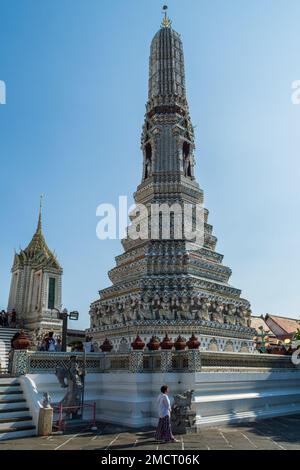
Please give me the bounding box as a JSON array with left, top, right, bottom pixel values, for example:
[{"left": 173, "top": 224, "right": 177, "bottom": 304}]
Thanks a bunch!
[{"left": 7, "top": 199, "right": 63, "bottom": 336}]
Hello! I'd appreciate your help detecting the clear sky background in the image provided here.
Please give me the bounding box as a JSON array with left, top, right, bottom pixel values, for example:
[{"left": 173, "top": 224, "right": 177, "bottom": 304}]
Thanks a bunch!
[{"left": 0, "top": 0, "right": 299, "bottom": 330}]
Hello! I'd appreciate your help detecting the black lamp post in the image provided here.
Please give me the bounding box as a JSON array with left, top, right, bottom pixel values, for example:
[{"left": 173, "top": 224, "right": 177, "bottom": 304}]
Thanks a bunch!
[{"left": 52, "top": 308, "right": 79, "bottom": 352}]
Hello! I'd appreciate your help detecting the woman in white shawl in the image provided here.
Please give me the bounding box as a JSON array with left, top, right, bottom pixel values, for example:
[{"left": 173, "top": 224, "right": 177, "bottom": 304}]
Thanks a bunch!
[{"left": 155, "top": 385, "right": 178, "bottom": 442}]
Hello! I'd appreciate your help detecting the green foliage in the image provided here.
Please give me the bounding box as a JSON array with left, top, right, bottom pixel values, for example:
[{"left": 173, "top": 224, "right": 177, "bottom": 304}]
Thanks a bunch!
[{"left": 294, "top": 328, "right": 300, "bottom": 340}]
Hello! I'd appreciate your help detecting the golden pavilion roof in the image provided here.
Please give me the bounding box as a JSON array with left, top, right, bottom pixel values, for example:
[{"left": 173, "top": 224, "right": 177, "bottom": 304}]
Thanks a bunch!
[{"left": 13, "top": 206, "right": 62, "bottom": 271}]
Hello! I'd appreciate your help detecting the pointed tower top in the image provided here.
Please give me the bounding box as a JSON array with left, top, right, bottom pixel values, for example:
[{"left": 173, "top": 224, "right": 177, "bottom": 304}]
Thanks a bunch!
[
  {"left": 36, "top": 194, "right": 43, "bottom": 235},
  {"left": 161, "top": 4, "right": 172, "bottom": 28},
  {"left": 16, "top": 196, "right": 62, "bottom": 270}
]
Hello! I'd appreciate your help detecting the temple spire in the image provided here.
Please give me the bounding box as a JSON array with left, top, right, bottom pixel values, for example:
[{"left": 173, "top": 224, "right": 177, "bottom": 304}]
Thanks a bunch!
[
  {"left": 161, "top": 5, "right": 171, "bottom": 28},
  {"left": 36, "top": 194, "right": 43, "bottom": 235}
]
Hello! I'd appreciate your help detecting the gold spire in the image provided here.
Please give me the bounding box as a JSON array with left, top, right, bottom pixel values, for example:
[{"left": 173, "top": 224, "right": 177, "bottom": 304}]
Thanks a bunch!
[
  {"left": 19, "top": 195, "right": 62, "bottom": 270},
  {"left": 36, "top": 194, "right": 43, "bottom": 235},
  {"left": 161, "top": 5, "right": 171, "bottom": 28}
]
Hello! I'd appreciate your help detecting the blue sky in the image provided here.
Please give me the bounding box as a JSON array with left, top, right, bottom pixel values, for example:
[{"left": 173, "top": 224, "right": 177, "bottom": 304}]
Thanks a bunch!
[{"left": 0, "top": 0, "right": 300, "bottom": 329}]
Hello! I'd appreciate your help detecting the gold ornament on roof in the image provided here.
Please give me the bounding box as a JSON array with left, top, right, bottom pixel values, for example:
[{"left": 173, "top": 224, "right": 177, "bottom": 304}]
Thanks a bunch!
[{"left": 161, "top": 5, "right": 171, "bottom": 28}]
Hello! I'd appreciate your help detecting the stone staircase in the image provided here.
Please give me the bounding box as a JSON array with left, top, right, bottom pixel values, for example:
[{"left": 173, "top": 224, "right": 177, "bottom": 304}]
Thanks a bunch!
[
  {"left": 0, "top": 328, "right": 19, "bottom": 374},
  {"left": 0, "top": 377, "right": 36, "bottom": 440}
]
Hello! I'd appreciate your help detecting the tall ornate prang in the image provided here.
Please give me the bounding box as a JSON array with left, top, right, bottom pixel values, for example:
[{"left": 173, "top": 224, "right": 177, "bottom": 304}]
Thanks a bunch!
[
  {"left": 7, "top": 199, "right": 63, "bottom": 336},
  {"left": 89, "top": 12, "right": 255, "bottom": 353}
]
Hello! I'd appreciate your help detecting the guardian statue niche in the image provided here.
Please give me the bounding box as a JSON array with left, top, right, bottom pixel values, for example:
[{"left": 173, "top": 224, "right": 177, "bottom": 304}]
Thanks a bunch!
[{"left": 55, "top": 356, "right": 84, "bottom": 420}]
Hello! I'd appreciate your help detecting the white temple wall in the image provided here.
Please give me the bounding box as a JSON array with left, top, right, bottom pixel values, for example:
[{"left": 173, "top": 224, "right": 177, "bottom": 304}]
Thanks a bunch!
[{"left": 20, "top": 368, "right": 300, "bottom": 429}]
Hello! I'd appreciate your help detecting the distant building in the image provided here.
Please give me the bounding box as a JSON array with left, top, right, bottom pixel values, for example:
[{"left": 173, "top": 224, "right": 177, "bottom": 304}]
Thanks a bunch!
[
  {"left": 264, "top": 314, "right": 300, "bottom": 340},
  {"left": 7, "top": 203, "right": 63, "bottom": 336},
  {"left": 251, "top": 314, "right": 300, "bottom": 346},
  {"left": 67, "top": 329, "right": 86, "bottom": 345}
]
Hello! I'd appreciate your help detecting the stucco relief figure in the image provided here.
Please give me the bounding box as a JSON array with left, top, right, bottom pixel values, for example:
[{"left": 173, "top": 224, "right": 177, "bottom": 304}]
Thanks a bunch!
[
  {"left": 110, "top": 304, "right": 122, "bottom": 325},
  {"left": 211, "top": 301, "right": 224, "bottom": 323},
  {"left": 144, "top": 142, "right": 152, "bottom": 180},
  {"left": 144, "top": 156, "right": 152, "bottom": 179},
  {"left": 178, "top": 296, "right": 193, "bottom": 320},
  {"left": 171, "top": 295, "right": 179, "bottom": 306},
  {"left": 234, "top": 305, "right": 245, "bottom": 327},
  {"left": 123, "top": 299, "right": 137, "bottom": 322},
  {"left": 226, "top": 304, "right": 237, "bottom": 326},
  {"left": 55, "top": 356, "right": 84, "bottom": 420},
  {"left": 156, "top": 295, "right": 172, "bottom": 321},
  {"left": 183, "top": 141, "right": 193, "bottom": 178},
  {"left": 137, "top": 300, "right": 154, "bottom": 320},
  {"left": 98, "top": 306, "right": 110, "bottom": 326},
  {"left": 198, "top": 298, "right": 210, "bottom": 321},
  {"left": 152, "top": 294, "right": 161, "bottom": 320},
  {"left": 237, "top": 306, "right": 251, "bottom": 328},
  {"left": 245, "top": 308, "right": 252, "bottom": 328}
]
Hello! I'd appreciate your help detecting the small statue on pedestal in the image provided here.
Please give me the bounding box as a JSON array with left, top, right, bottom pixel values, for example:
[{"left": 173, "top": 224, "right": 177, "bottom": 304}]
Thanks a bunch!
[
  {"left": 55, "top": 355, "right": 84, "bottom": 420},
  {"left": 170, "top": 390, "right": 196, "bottom": 434}
]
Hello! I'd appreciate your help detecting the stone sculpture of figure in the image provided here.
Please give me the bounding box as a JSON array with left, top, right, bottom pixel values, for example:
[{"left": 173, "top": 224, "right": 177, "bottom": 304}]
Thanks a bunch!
[
  {"left": 152, "top": 293, "right": 161, "bottom": 320},
  {"left": 55, "top": 356, "right": 84, "bottom": 420},
  {"left": 198, "top": 297, "right": 210, "bottom": 321},
  {"left": 212, "top": 301, "right": 224, "bottom": 323},
  {"left": 179, "top": 296, "right": 193, "bottom": 320},
  {"left": 171, "top": 390, "right": 196, "bottom": 435},
  {"left": 110, "top": 304, "right": 122, "bottom": 325},
  {"left": 139, "top": 301, "right": 154, "bottom": 321},
  {"left": 144, "top": 156, "right": 152, "bottom": 179},
  {"left": 183, "top": 142, "right": 193, "bottom": 178},
  {"left": 226, "top": 304, "right": 237, "bottom": 325},
  {"left": 237, "top": 306, "right": 251, "bottom": 328},
  {"left": 123, "top": 299, "right": 137, "bottom": 322},
  {"left": 154, "top": 294, "right": 173, "bottom": 320},
  {"left": 158, "top": 295, "right": 173, "bottom": 320},
  {"left": 99, "top": 306, "right": 110, "bottom": 326},
  {"left": 234, "top": 305, "right": 245, "bottom": 327},
  {"left": 42, "top": 392, "right": 51, "bottom": 409},
  {"left": 245, "top": 308, "right": 252, "bottom": 328}
]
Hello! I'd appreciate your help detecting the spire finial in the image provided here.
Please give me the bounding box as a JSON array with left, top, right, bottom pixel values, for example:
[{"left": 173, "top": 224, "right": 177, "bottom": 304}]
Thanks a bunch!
[
  {"left": 37, "top": 194, "right": 43, "bottom": 234},
  {"left": 162, "top": 5, "right": 171, "bottom": 28}
]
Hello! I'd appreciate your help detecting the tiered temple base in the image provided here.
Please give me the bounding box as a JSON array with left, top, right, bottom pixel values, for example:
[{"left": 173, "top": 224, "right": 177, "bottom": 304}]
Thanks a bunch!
[{"left": 88, "top": 320, "right": 255, "bottom": 354}]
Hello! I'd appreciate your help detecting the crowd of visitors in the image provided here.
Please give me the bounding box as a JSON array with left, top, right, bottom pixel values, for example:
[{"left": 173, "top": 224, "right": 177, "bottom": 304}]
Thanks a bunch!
[
  {"left": 0, "top": 309, "right": 17, "bottom": 328},
  {"left": 38, "top": 332, "right": 62, "bottom": 352},
  {"left": 37, "top": 333, "right": 94, "bottom": 352}
]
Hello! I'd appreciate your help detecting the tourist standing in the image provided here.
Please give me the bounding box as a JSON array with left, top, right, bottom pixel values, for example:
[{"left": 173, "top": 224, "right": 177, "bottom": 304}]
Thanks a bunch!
[
  {"left": 155, "top": 385, "right": 178, "bottom": 443},
  {"left": 83, "top": 336, "right": 92, "bottom": 353},
  {"left": 0, "top": 310, "right": 4, "bottom": 327},
  {"left": 3, "top": 311, "right": 9, "bottom": 327},
  {"left": 45, "top": 332, "right": 56, "bottom": 352},
  {"left": 55, "top": 337, "right": 62, "bottom": 352},
  {"left": 10, "top": 309, "right": 17, "bottom": 328}
]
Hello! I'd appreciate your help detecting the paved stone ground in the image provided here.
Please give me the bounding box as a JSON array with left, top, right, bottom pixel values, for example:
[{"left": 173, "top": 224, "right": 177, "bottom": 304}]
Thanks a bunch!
[{"left": 1, "top": 415, "right": 300, "bottom": 450}]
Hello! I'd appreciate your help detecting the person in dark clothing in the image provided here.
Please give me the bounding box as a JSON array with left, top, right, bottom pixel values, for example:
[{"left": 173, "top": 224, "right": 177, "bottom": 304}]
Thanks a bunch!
[
  {"left": 11, "top": 332, "right": 21, "bottom": 349},
  {"left": 10, "top": 309, "right": 17, "bottom": 328},
  {"left": 0, "top": 311, "right": 4, "bottom": 327}
]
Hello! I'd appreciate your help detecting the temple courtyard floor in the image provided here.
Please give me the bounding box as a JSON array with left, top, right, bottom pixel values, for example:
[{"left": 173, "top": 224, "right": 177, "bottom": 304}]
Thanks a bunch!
[{"left": 1, "top": 415, "right": 300, "bottom": 450}]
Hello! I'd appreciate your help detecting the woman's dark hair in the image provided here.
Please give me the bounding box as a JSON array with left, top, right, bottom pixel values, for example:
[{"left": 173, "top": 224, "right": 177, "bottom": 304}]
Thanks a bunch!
[{"left": 161, "top": 385, "right": 168, "bottom": 394}]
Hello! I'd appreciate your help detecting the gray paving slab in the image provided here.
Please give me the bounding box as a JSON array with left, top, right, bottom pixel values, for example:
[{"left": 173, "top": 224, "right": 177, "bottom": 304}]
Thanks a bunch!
[{"left": 0, "top": 415, "right": 300, "bottom": 450}]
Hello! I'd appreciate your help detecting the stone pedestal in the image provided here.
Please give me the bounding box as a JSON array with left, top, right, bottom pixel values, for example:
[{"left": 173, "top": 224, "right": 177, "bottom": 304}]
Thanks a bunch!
[
  {"left": 171, "top": 409, "right": 196, "bottom": 435},
  {"left": 38, "top": 407, "right": 53, "bottom": 436}
]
